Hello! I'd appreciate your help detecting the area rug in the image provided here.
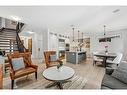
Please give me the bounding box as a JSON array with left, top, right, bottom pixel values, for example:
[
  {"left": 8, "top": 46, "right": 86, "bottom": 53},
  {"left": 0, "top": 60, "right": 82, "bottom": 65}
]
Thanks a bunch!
[{"left": 4, "top": 75, "right": 87, "bottom": 89}]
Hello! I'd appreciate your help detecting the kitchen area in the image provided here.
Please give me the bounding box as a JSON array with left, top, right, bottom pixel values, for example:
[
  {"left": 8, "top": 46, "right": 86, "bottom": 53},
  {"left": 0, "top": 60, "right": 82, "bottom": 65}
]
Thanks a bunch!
[
  {"left": 48, "top": 30, "right": 90, "bottom": 64},
  {"left": 65, "top": 37, "right": 90, "bottom": 64}
]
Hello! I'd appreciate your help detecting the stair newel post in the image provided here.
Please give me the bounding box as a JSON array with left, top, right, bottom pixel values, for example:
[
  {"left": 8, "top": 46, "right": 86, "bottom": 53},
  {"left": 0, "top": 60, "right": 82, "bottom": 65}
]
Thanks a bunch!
[{"left": 10, "top": 40, "right": 12, "bottom": 53}]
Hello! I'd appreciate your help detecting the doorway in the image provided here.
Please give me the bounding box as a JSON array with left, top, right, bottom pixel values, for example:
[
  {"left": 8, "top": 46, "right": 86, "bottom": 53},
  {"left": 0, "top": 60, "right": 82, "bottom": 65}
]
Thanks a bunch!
[{"left": 37, "top": 40, "right": 43, "bottom": 63}]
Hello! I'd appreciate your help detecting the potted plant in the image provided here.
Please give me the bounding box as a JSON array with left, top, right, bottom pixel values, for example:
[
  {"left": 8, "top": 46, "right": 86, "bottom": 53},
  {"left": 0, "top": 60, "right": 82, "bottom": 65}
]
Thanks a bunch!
[
  {"left": 57, "top": 60, "right": 63, "bottom": 71},
  {"left": 0, "top": 49, "right": 3, "bottom": 56},
  {"left": 0, "top": 49, "right": 5, "bottom": 56}
]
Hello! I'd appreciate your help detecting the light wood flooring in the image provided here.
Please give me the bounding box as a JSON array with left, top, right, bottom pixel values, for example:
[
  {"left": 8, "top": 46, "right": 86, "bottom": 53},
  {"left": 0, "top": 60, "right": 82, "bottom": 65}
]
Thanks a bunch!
[{"left": 3, "top": 58, "right": 105, "bottom": 89}]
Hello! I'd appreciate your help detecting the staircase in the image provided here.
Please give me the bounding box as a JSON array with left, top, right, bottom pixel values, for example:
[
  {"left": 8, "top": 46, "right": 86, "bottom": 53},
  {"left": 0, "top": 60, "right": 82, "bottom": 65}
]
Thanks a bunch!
[{"left": 0, "top": 22, "right": 27, "bottom": 55}]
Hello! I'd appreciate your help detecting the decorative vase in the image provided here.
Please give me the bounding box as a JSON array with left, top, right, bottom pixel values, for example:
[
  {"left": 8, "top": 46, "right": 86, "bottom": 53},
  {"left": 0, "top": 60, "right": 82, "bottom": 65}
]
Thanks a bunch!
[{"left": 57, "top": 66, "right": 62, "bottom": 72}]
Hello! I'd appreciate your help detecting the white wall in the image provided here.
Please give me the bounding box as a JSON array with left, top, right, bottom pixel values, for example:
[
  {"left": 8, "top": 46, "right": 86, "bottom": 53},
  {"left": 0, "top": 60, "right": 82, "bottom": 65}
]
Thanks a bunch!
[
  {"left": 90, "top": 29, "right": 127, "bottom": 61},
  {"left": 90, "top": 31, "right": 123, "bottom": 53},
  {"left": 20, "top": 26, "right": 48, "bottom": 60},
  {"left": 20, "top": 25, "right": 127, "bottom": 62},
  {"left": 0, "top": 17, "right": 5, "bottom": 28},
  {"left": 43, "top": 28, "right": 49, "bottom": 51},
  {"left": 32, "top": 28, "right": 48, "bottom": 59},
  {"left": 48, "top": 33, "right": 58, "bottom": 51},
  {"left": 48, "top": 31, "right": 70, "bottom": 58},
  {"left": 123, "top": 30, "right": 127, "bottom": 61},
  {"left": 5, "top": 19, "right": 16, "bottom": 29}
]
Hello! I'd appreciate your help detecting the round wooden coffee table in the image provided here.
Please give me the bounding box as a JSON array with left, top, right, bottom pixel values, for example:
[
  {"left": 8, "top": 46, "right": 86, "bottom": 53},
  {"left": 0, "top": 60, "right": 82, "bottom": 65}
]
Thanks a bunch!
[{"left": 43, "top": 66, "right": 75, "bottom": 89}]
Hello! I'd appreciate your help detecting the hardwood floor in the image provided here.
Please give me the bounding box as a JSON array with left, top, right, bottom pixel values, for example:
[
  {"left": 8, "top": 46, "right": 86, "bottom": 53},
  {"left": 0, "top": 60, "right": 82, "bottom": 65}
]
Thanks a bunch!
[{"left": 3, "top": 58, "right": 105, "bottom": 89}]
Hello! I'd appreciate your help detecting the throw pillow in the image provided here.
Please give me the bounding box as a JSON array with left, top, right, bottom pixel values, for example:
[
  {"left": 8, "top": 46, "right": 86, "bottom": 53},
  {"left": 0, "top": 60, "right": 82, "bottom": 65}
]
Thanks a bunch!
[
  {"left": 50, "top": 54, "right": 57, "bottom": 62},
  {"left": 112, "top": 62, "right": 127, "bottom": 84},
  {"left": 118, "top": 61, "right": 127, "bottom": 71},
  {"left": 12, "top": 57, "right": 25, "bottom": 71}
]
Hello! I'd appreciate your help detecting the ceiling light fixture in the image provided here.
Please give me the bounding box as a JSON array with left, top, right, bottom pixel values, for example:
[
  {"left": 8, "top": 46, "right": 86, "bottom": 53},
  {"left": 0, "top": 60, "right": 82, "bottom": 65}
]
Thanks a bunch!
[
  {"left": 78, "top": 30, "right": 80, "bottom": 42},
  {"left": 113, "top": 9, "right": 120, "bottom": 13},
  {"left": 103, "top": 25, "right": 106, "bottom": 37},
  {"left": 10, "top": 15, "right": 21, "bottom": 21},
  {"left": 28, "top": 31, "right": 34, "bottom": 34},
  {"left": 71, "top": 25, "right": 75, "bottom": 42},
  {"left": 82, "top": 32, "right": 84, "bottom": 43}
]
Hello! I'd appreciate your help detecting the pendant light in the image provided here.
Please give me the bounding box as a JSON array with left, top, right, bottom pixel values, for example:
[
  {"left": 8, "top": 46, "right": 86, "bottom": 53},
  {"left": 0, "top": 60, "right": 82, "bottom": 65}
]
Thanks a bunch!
[
  {"left": 82, "top": 32, "right": 84, "bottom": 43},
  {"left": 104, "top": 25, "right": 106, "bottom": 38},
  {"left": 72, "top": 27, "right": 75, "bottom": 42},
  {"left": 78, "top": 30, "right": 80, "bottom": 42},
  {"left": 101, "top": 25, "right": 107, "bottom": 43}
]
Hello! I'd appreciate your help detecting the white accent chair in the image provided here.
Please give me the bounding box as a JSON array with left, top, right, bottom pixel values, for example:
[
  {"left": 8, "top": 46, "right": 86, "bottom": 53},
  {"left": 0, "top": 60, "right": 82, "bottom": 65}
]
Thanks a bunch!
[
  {"left": 92, "top": 52, "right": 104, "bottom": 66},
  {"left": 106, "top": 53, "right": 123, "bottom": 67}
]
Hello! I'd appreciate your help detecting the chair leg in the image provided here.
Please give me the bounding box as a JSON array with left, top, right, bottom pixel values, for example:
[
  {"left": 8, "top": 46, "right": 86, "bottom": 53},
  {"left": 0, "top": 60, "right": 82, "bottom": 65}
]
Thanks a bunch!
[
  {"left": 35, "top": 72, "right": 37, "bottom": 80},
  {"left": 93, "top": 61, "right": 96, "bottom": 66},
  {"left": 5, "top": 67, "right": 7, "bottom": 73},
  {"left": 11, "top": 80, "right": 14, "bottom": 89}
]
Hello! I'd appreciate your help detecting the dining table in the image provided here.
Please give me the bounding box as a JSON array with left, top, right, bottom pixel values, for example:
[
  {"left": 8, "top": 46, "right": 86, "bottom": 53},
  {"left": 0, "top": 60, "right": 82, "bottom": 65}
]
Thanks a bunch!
[{"left": 94, "top": 52, "right": 117, "bottom": 67}]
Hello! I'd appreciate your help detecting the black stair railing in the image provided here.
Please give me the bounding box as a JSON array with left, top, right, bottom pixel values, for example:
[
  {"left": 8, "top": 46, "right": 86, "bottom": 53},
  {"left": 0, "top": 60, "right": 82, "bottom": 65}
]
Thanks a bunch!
[
  {"left": 16, "top": 22, "right": 27, "bottom": 53},
  {"left": 0, "top": 27, "right": 4, "bottom": 32},
  {"left": 0, "top": 22, "right": 27, "bottom": 53}
]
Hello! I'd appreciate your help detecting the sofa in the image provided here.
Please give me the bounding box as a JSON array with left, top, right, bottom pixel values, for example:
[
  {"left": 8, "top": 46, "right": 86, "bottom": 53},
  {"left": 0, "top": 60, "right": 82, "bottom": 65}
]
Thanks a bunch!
[{"left": 101, "top": 61, "right": 127, "bottom": 89}]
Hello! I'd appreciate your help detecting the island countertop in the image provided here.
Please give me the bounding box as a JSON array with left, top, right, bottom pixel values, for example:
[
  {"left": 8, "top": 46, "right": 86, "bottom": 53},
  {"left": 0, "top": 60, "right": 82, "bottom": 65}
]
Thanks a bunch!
[
  {"left": 66, "top": 51, "right": 87, "bottom": 64},
  {"left": 66, "top": 51, "right": 86, "bottom": 53}
]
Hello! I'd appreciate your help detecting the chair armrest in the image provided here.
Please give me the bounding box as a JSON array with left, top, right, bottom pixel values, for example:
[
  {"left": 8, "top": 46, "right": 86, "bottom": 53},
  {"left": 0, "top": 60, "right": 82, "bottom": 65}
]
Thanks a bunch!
[
  {"left": 9, "top": 66, "right": 15, "bottom": 74},
  {"left": 30, "top": 64, "right": 38, "bottom": 70}
]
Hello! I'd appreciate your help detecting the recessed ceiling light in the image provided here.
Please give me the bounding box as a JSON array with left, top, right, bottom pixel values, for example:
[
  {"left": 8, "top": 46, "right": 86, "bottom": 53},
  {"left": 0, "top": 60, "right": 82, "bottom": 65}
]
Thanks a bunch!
[
  {"left": 28, "top": 31, "right": 34, "bottom": 34},
  {"left": 10, "top": 15, "right": 21, "bottom": 21},
  {"left": 113, "top": 9, "right": 120, "bottom": 13}
]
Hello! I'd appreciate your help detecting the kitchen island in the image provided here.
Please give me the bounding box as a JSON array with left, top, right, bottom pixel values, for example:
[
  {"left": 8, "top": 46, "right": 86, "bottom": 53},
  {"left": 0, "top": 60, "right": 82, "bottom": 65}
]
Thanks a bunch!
[{"left": 66, "top": 51, "right": 86, "bottom": 64}]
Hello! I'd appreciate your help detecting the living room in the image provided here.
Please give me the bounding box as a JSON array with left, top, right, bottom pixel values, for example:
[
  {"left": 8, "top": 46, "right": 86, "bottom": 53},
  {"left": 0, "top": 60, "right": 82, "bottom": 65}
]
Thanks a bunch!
[{"left": 0, "top": 0, "right": 127, "bottom": 95}]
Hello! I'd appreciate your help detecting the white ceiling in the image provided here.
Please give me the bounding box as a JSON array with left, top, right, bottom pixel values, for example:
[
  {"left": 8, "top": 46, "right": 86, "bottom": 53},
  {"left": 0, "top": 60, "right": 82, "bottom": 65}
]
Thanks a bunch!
[{"left": 0, "top": 6, "right": 127, "bottom": 36}]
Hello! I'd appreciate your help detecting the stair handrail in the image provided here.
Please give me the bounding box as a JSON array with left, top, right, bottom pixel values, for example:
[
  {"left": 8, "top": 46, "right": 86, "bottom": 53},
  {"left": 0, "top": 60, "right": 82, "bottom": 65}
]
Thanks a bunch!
[
  {"left": 16, "top": 22, "right": 28, "bottom": 52},
  {"left": 0, "top": 27, "right": 4, "bottom": 32},
  {"left": 0, "top": 23, "right": 28, "bottom": 53}
]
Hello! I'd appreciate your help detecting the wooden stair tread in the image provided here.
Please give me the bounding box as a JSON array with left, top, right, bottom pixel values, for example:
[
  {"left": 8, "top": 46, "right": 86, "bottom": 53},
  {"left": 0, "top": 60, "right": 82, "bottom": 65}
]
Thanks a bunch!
[
  {"left": 0, "top": 46, "right": 17, "bottom": 47},
  {"left": 0, "top": 37, "right": 16, "bottom": 39},
  {"left": 0, "top": 38, "right": 16, "bottom": 40},
  {"left": 0, "top": 33, "right": 16, "bottom": 35},
  {"left": 0, "top": 31, "right": 16, "bottom": 34},
  {"left": 0, "top": 43, "right": 17, "bottom": 45},
  {"left": 1, "top": 49, "right": 18, "bottom": 50},
  {"left": 0, "top": 41, "right": 10, "bottom": 42},
  {"left": 0, "top": 24, "right": 26, "bottom": 54}
]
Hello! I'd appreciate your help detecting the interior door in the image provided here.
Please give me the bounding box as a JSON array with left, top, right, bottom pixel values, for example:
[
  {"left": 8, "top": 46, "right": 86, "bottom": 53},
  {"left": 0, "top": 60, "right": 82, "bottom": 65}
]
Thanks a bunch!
[
  {"left": 37, "top": 40, "right": 43, "bottom": 59},
  {"left": 28, "top": 38, "right": 32, "bottom": 53}
]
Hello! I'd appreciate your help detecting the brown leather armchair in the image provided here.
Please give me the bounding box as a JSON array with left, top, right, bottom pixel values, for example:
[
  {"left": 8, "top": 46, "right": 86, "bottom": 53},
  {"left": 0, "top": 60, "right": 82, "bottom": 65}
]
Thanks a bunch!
[
  {"left": 7, "top": 52, "right": 38, "bottom": 89},
  {"left": 44, "top": 51, "right": 61, "bottom": 68},
  {"left": 0, "top": 64, "right": 3, "bottom": 89}
]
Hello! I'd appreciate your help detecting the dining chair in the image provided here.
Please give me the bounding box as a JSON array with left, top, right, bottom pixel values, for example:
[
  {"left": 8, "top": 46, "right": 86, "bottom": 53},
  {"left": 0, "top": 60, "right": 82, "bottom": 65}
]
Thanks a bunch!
[
  {"left": 106, "top": 53, "right": 123, "bottom": 67},
  {"left": 92, "top": 52, "right": 104, "bottom": 66},
  {"left": 44, "top": 51, "right": 61, "bottom": 68}
]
